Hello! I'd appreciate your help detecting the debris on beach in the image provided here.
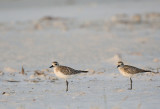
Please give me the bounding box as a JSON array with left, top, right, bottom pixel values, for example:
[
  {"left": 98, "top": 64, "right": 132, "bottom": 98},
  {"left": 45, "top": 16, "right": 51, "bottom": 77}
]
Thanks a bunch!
[
  {"left": 2, "top": 92, "right": 10, "bottom": 96},
  {"left": 5, "top": 79, "right": 20, "bottom": 82},
  {"left": 19, "top": 66, "right": 27, "bottom": 75},
  {"left": 0, "top": 71, "right": 4, "bottom": 76}
]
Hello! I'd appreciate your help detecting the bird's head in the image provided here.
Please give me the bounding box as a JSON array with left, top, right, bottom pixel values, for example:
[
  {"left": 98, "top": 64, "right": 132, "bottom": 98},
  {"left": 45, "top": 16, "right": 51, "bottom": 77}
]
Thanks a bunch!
[
  {"left": 49, "top": 61, "right": 59, "bottom": 68},
  {"left": 117, "top": 61, "right": 124, "bottom": 68}
]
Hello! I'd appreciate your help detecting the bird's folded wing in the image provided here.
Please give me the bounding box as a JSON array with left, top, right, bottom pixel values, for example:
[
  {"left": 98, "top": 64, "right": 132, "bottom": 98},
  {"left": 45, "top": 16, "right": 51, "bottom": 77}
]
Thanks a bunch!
[
  {"left": 58, "top": 66, "right": 78, "bottom": 75},
  {"left": 123, "top": 65, "right": 148, "bottom": 74}
]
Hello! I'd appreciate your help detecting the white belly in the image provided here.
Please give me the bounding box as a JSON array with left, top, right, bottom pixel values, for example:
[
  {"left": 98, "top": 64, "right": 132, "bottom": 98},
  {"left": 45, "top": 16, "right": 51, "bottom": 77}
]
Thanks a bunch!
[
  {"left": 118, "top": 68, "right": 133, "bottom": 77},
  {"left": 53, "top": 69, "right": 71, "bottom": 79}
]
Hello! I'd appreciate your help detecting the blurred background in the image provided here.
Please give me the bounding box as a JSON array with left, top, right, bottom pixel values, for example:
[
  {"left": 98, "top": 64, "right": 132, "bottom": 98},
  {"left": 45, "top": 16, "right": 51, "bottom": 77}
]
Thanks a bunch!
[
  {"left": 0, "top": 0, "right": 160, "bottom": 71},
  {"left": 0, "top": 0, "right": 160, "bottom": 109}
]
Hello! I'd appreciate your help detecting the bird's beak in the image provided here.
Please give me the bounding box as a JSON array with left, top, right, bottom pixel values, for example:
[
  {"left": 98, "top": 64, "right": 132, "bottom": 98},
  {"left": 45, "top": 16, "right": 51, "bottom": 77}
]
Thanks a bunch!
[
  {"left": 49, "top": 65, "right": 53, "bottom": 68},
  {"left": 117, "top": 65, "right": 120, "bottom": 68}
]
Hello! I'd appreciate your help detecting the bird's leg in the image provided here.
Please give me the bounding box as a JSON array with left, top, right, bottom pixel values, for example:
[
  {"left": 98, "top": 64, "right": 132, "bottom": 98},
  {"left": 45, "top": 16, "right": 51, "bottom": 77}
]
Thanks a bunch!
[
  {"left": 66, "top": 80, "right": 69, "bottom": 92},
  {"left": 128, "top": 77, "right": 132, "bottom": 90}
]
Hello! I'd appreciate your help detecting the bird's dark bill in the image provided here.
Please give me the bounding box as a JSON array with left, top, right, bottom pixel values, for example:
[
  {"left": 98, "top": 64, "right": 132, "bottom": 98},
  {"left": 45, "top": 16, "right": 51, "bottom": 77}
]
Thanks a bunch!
[
  {"left": 49, "top": 65, "right": 53, "bottom": 68},
  {"left": 117, "top": 65, "right": 120, "bottom": 68}
]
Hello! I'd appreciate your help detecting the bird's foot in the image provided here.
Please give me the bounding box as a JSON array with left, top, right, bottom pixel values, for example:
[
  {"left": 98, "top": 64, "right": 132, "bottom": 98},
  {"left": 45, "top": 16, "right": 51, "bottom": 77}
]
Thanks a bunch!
[
  {"left": 128, "top": 88, "right": 132, "bottom": 90},
  {"left": 66, "top": 88, "right": 68, "bottom": 92}
]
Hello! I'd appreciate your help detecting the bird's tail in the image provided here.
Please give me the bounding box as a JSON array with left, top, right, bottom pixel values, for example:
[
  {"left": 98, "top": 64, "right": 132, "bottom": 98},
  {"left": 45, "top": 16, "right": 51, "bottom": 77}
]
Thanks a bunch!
[
  {"left": 144, "top": 70, "right": 159, "bottom": 74},
  {"left": 144, "top": 70, "right": 151, "bottom": 72},
  {"left": 77, "top": 70, "right": 88, "bottom": 73}
]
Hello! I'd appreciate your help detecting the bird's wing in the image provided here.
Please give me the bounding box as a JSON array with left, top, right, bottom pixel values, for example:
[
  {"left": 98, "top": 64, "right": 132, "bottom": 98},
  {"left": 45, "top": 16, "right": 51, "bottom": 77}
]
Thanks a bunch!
[
  {"left": 123, "top": 65, "right": 148, "bottom": 74},
  {"left": 57, "top": 66, "right": 79, "bottom": 75}
]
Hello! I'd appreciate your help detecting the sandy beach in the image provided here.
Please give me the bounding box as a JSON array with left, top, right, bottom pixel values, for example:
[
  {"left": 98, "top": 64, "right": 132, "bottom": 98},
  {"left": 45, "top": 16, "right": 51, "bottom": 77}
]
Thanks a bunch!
[{"left": 0, "top": 0, "right": 160, "bottom": 109}]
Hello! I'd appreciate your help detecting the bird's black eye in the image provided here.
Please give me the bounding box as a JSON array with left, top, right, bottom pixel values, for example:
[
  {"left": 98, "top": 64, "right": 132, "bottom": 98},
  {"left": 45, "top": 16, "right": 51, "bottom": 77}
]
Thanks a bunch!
[{"left": 55, "top": 63, "right": 57, "bottom": 65}]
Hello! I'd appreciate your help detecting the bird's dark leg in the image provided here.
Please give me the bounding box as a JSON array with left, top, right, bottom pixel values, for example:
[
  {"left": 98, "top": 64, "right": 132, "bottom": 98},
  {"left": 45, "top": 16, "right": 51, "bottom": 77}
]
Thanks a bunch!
[
  {"left": 66, "top": 80, "right": 69, "bottom": 92},
  {"left": 128, "top": 77, "right": 132, "bottom": 90}
]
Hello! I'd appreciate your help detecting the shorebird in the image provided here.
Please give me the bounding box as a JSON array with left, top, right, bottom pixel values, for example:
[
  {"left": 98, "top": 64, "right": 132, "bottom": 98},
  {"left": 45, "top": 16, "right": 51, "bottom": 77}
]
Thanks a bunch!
[
  {"left": 117, "top": 61, "right": 151, "bottom": 90},
  {"left": 49, "top": 61, "right": 88, "bottom": 92}
]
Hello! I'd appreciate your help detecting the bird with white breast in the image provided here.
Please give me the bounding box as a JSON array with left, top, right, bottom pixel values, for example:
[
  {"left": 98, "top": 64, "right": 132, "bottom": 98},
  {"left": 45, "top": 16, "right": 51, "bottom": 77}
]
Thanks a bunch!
[
  {"left": 117, "top": 61, "right": 151, "bottom": 90},
  {"left": 49, "top": 61, "right": 88, "bottom": 92}
]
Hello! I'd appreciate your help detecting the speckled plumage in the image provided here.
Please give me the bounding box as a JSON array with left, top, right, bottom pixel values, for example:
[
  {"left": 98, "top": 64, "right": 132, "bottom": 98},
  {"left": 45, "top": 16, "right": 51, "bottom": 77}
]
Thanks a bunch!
[
  {"left": 118, "top": 65, "right": 151, "bottom": 77},
  {"left": 54, "top": 65, "right": 88, "bottom": 79},
  {"left": 117, "top": 61, "right": 151, "bottom": 90},
  {"left": 55, "top": 66, "right": 87, "bottom": 75},
  {"left": 49, "top": 61, "right": 88, "bottom": 92}
]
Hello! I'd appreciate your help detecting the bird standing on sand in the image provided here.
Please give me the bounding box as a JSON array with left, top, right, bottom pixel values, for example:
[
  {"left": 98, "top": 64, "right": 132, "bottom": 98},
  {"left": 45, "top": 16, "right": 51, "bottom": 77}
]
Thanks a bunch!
[
  {"left": 49, "top": 61, "right": 88, "bottom": 92},
  {"left": 117, "top": 61, "right": 151, "bottom": 90}
]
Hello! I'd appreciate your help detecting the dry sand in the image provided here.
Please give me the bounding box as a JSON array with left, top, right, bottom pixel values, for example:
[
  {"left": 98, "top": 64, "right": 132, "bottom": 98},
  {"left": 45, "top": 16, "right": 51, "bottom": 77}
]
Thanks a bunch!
[{"left": 0, "top": 0, "right": 160, "bottom": 109}]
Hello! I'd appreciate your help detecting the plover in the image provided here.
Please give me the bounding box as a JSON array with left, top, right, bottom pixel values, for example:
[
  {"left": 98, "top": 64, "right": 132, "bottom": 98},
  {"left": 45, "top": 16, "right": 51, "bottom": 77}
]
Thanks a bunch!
[
  {"left": 117, "top": 61, "right": 151, "bottom": 90},
  {"left": 49, "top": 61, "right": 88, "bottom": 92}
]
